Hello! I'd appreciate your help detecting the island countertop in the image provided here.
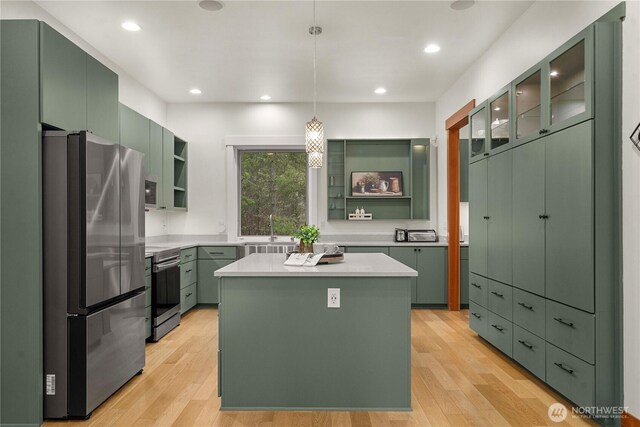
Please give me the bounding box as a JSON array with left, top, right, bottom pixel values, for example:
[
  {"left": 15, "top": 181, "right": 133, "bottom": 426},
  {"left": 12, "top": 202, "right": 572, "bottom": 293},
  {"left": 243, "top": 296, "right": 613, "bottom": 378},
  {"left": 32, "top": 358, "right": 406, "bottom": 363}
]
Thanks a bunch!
[{"left": 214, "top": 253, "right": 418, "bottom": 277}]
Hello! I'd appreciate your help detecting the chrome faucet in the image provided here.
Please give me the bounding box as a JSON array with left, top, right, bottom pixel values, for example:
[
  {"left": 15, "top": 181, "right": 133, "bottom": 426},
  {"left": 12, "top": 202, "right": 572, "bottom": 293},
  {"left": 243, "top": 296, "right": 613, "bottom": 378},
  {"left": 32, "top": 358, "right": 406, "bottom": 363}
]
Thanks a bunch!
[{"left": 269, "top": 214, "right": 275, "bottom": 242}]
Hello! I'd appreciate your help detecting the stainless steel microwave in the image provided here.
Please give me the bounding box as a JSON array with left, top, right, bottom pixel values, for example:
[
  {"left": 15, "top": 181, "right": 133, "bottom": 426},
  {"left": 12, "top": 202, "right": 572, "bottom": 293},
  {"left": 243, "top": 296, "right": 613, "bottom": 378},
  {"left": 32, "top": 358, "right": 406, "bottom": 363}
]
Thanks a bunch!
[{"left": 145, "top": 177, "right": 158, "bottom": 209}]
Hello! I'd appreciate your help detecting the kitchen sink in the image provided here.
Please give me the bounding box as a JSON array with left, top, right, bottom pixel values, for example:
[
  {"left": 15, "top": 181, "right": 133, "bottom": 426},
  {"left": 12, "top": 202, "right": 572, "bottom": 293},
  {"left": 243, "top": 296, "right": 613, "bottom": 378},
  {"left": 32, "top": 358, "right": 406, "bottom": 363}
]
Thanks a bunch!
[{"left": 242, "top": 243, "right": 298, "bottom": 257}]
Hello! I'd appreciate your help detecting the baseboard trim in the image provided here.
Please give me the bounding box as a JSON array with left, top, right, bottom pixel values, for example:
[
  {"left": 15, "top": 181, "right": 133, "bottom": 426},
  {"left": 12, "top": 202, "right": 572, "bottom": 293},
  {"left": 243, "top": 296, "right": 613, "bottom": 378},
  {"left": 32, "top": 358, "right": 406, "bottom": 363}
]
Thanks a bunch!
[{"left": 622, "top": 411, "right": 640, "bottom": 427}]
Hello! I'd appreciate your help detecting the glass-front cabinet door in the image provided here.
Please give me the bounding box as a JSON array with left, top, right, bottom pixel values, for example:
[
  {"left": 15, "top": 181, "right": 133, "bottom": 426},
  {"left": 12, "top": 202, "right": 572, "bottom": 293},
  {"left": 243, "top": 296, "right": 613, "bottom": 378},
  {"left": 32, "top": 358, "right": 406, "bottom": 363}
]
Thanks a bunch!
[
  {"left": 514, "top": 67, "right": 544, "bottom": 144},
  {"left": 489, "top": 88, "right": 511, "bottom": 152},
  {"left": 469, "top": 103, "right": 488, "bottom": 162},
  {"left": 546, "top": 27, "right": 593, "bottom": 133}
]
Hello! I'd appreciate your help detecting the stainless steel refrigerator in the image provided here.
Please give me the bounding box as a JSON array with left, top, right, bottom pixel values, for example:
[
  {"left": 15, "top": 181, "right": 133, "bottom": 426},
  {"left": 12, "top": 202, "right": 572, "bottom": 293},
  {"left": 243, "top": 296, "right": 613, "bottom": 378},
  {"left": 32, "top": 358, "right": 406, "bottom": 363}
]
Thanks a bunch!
[{"left": 43, "top": 131, "right": 146, "bottom": 419}]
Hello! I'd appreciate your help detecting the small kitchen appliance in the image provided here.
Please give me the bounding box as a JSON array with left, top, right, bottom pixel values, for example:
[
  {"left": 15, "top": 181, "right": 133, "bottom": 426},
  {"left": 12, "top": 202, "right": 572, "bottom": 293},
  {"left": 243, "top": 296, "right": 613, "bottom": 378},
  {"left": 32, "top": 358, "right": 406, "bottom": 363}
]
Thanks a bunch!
[
  {"left": 394, "top": 228, "right": 407, "bottom": 242},
  {"left": 407, "top": 229, "right": 438, "bottom": 242}
]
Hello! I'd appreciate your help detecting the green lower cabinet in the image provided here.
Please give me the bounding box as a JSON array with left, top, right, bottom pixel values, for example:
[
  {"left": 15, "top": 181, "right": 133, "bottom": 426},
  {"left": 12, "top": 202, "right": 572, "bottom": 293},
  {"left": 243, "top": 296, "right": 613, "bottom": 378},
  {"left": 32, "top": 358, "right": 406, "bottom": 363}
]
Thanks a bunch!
[
  {"left": 487, "top": 280, "right": 512, "bottom": 321},
  {"left": 512, "top": 288, "right": 545, "bottom": 339},
  {"left": 486, "top": 311, "right": 512, "bottom": 357},
  {"left": 545, "top": 300, "right": 595, "bottom": 364},
  {"left": 389, "top": 247, "right": 446, "bottom": 305},
  {"left": 345, "top": 246, "right": 389, "bottom": 255},
  {"left": 181, "top": 283, "right": 197, "bottom": 314},
  {"left": 546, "top": 343, "right": 595, "bottom": 408},
  {"left": 145, "top": 275, "right": 152, "bottom": 308},
  {"left": 145, "top": 306, "right": 152, "bottom": 340},
  {"left": 180, "top": 260, "right": 197, "bottom": 289},
  {"left": 513, "top": 325, "right": 545, "bottom": 381},
  {"left": 198, "top": 259, "right": 235, "bottom": 304},
  {"left": 469, "top": 302, "right": 487, "bottom": 336}
]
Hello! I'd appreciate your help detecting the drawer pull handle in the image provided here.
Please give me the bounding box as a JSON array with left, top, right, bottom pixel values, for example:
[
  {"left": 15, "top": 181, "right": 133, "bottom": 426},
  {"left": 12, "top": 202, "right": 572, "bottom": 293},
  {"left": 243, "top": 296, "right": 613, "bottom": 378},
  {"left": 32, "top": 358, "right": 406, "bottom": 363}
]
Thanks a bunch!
[
  {"left": 185, "top": 254, "right": 192, "bottom": 258},
  {"left": 491, "top": 291, "right": 504, "bottom": 298},
  {"left": 554, "top": 362, "right": 574, "bottom": 375},
  {"left": 553, "top": 317, "right": 575, "bottom": 328},
  {"left": 491, "top": 324, "right": 504, "bottom": 332},
  {"left": 186, "top": 293, "right": 193, "bottom": 297},
  {"left": 209, "top": 252, "right": 225, "bottom": 255},
  {"left": 471, "top": 283, "right": 481, "bottom": 289},
  {"left": 472, "top": 312, "right": 482, "bottom": 319},
  {"left": 185, "top": 269, "right": 193, "bottom": 273},
  {"left": 518, "top": 340, "right": 533, "bottom": 350},
  {"left": 518, "top": 302, "right": 533, "bottom": 311}
]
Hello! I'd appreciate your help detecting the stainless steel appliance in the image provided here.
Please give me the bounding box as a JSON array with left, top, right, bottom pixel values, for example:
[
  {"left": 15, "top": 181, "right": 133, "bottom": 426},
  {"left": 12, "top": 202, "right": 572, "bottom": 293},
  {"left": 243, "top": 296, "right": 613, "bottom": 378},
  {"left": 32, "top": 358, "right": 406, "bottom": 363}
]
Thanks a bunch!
[
  {"left": 407, "top": 229, "right": 438, "bottom": 242},
  {"left": 43, "top": 131, "right": 146, "bottom": 419},
  {"left": 147, "top": 247, "right": 181, "bottom": 341},
  {"left": 145, "top": 176, "right": 158, "bottom": 209}
]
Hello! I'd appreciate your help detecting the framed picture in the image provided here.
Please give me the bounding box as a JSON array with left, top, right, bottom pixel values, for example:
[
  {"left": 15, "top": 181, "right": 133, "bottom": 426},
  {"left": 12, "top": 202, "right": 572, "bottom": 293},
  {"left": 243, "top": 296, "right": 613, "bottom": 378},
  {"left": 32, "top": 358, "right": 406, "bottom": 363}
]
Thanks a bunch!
[{"left": 351, "top": 171, "right": 403, "bottom": 196}]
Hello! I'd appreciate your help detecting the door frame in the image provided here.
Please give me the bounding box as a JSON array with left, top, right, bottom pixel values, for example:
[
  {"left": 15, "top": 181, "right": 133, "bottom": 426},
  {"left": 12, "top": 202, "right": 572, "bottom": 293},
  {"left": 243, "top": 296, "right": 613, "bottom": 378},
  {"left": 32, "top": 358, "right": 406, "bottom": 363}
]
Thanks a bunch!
[{"left": 446, "top": 100, "right": 475, "bottom": 311}]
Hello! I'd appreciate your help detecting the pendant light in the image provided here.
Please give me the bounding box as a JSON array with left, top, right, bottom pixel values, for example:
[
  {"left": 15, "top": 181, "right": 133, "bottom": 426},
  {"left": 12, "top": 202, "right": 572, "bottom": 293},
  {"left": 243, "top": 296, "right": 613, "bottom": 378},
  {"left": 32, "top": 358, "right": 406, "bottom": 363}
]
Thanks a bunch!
[{"left": 306, "top": 0, "right": 324, "bottom": 168}]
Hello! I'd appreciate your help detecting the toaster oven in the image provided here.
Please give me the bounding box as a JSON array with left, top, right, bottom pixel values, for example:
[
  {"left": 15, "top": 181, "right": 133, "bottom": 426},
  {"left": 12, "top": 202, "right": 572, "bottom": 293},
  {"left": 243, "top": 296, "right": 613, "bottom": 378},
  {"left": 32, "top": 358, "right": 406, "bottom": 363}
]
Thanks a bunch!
[{"left": 407, "top": 229, "right": 438, "bottom": 242}]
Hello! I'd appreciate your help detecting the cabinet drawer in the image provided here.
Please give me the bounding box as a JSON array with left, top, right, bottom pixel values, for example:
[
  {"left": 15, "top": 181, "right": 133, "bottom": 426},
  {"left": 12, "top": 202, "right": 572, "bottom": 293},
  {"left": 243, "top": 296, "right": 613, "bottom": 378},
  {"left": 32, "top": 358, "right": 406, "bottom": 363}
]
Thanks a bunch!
[
  {"left": 546, "top": 343, "right": 595, "bottom": 408},
  {"left": 513, "top": 325, "right": 545, "bottom": 381},
  {"left": 145, "top": 257, "right": 152, "bottom": 276},
  {"left": 145, "top": 275, "right": 151, "bottom": 308},
  {"left": 486, "top": 311, "right": 512, "bottom": 357},
  {"left": 469, "top": 273, "right": 488, "bottom": 307},
  {"left": 469, "top": 302, "right": 487, "bottom": 337},
  {"left": 487, "top": 280, "right": 512, "bottom": 321},
  {"left": 512, "top": 288, "right": 545, "bottom": 338},
  {"left": 145, "top": 306, "right": 151, "bottom": 339},
  {"left": 181, "top": 283, "right": 197, "bottom": 314},
  {"left": 546, "top": 300, "right": 595, "bottom": 364},
  {"left": 180, "top": 260, "right": 197, "bottom": 289},
  {"left": 198, "top": 246, "right": 237, "bottom": 260},
  {"left": 181, "top": 247, "right": 197, "bottom": 264}
]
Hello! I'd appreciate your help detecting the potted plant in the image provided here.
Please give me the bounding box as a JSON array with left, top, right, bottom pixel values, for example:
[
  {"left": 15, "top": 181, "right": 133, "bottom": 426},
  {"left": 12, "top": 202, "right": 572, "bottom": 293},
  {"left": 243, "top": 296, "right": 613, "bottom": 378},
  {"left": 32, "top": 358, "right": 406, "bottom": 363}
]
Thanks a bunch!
[{"left": 293, "top": 225, "right": 320, "bottom": 253}]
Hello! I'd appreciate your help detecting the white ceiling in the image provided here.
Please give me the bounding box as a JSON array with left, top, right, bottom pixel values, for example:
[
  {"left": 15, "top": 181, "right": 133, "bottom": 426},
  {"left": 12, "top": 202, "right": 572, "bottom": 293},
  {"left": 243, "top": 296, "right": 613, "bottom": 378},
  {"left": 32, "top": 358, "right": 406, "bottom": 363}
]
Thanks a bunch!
[{"left": 36, "top": 0, "right": 534, "bottom": 103}]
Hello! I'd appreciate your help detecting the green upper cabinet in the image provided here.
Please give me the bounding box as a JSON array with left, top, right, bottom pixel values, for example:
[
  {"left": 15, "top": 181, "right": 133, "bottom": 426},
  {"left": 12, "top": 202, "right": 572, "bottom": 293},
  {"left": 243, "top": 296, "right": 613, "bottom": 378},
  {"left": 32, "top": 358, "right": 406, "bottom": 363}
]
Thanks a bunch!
[
  {"left": 149, "top": 120, "right": 164, "bottom": 207},
  {"left": 40, "top": 22, "right": 86, "bottom": 132},
  {"left": 512, "top": 140, "right": 545, "bottom": 297},
  {"left": 488, "top": 86, "right": 511, "bottom": 154},
  {"left": 86, "top": 55, "right": 118, "bottom": 142},
  {"left": 545, "top": 121, "right": 594, "bottom": 313},
  {"left": 469, "top": 103, "right": 488, "bottom": 162},
  {"left": 487, "top": 150, "right": 512, "bottom": 285},
  {"left": 173, "top": 137, "right": 188, "bottom": 209},
  {"left": 162, "top": 127, "right": 175, "bottom": 209},
  {"left": 119, "top": 104, "right": 150, "bottom": 172},
  {"left": 469, "top": 159, "right": 488, "bottom": 277},
  {"left": 40, "top": 23, "right": 119, "bottom": 142},
  {"left": 513, "top": 27, "right": 594, "bottom": 147},
  {"left": 327, "top": 138, "right": 428, "bottom": 221}
]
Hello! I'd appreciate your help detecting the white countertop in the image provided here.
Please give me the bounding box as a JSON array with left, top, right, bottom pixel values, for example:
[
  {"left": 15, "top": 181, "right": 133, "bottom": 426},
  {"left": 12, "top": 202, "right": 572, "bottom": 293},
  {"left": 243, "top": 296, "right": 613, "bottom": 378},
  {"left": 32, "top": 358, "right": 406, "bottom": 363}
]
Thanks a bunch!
[{"left": 214, "top": 253, "right": 418, "bottom": 277}]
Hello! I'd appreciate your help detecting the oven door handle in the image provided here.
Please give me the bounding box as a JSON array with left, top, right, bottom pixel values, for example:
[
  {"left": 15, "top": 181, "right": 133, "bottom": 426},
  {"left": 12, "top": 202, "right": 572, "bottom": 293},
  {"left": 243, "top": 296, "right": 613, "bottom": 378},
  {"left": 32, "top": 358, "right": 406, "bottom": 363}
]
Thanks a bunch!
[{"left": 153, "top": 259, "right": 181, "bottom": 272}]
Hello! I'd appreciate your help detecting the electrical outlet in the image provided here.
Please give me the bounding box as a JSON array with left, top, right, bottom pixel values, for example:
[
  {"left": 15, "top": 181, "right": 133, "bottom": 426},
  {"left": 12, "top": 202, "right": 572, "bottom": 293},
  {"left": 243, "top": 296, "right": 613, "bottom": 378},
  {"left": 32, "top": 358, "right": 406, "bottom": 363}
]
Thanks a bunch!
[{"left": 327, "top": 288, "right": 340, "bottom": 308}]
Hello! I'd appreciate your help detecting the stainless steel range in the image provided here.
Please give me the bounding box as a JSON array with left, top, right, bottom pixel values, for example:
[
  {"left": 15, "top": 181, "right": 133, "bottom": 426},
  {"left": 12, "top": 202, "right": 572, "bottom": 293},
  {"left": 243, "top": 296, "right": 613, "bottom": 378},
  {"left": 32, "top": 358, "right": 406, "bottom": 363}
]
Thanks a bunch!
[{"left": 146, "top": 246, "right": 181, "bottom": 341}]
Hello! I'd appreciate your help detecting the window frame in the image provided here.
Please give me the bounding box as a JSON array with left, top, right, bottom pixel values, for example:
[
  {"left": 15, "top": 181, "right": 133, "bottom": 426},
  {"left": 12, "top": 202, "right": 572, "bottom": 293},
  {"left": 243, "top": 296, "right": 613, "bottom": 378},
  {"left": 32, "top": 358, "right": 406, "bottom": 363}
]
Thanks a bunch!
[{"left": 225, "top": 135, "right": 318, "bottom": 241}]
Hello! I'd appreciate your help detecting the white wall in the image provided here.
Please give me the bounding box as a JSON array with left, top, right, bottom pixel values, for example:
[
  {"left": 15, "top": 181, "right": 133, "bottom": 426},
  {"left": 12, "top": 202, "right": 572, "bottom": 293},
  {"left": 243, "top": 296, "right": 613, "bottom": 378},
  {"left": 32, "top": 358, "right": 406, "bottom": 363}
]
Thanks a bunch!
[
  {"left": 622, "top": 1, "right": 640, "bottom": 419},
  {"left": 165, "top": 102, "right": 436, "bottom": 237},
  {"left": 434, "top": 0, "right": 640, "bottom": 417}
]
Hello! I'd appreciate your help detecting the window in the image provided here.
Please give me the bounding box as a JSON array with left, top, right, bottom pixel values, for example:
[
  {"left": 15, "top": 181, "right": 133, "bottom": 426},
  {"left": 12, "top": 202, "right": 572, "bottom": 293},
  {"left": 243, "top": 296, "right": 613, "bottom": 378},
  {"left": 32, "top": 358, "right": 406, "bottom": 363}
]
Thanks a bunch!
[{"left": 240, "top": 151, "right": 307, "bottom": 236}]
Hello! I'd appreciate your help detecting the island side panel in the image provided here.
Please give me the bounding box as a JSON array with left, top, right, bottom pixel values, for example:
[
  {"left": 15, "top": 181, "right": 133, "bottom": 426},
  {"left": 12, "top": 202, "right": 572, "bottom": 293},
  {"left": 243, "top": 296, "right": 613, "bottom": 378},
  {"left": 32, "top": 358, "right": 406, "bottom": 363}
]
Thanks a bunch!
[{"left": 218, "top": 276, "right": 411, "bottom": 411}]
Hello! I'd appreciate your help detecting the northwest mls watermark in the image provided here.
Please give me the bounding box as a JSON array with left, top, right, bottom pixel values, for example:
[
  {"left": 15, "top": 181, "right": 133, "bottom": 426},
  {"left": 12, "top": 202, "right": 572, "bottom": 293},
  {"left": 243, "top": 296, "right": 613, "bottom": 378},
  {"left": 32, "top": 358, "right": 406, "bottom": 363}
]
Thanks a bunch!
[{"left": 548, "top": 402, "right": 628, "bottom": 423}]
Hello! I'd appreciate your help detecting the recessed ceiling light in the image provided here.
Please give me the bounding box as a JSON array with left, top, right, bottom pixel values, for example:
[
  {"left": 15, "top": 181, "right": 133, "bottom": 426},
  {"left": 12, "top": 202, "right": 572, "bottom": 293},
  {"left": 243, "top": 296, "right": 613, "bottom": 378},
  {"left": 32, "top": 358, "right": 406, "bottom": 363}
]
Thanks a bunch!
[
  {"left": 189, "top": 88, "right": 202, "bottom": 95},
  {"left": 199, "top": 0, "right": 224, "bottom": 12},
  {"left": 450, "top": 0, "right": 475, "bottom": 11},
  {"left": 424, "top": 44, "right": 441, "bottom": 54},
  {"left": 494, "top": 107, "right": 501, "bottom": 111},
  {"left": 260, "top": 95, "right": 272, "bottom": 101},
  {"left": 550, "top": 70, "right": 559, "bottom": 77},
  {"left": 121, "top": 21, "right": 141, "bottom": 32},
  {"left": 374, "top": 87, "right": 387, "bottom": 95}
]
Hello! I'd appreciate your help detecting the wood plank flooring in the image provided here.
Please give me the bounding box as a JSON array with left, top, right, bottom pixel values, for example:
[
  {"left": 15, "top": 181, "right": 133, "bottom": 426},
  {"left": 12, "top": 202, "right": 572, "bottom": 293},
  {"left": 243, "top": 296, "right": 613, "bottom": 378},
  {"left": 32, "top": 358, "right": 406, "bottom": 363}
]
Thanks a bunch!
[{"left": 44, "top": 308, "right": 595, "bottom": 427}]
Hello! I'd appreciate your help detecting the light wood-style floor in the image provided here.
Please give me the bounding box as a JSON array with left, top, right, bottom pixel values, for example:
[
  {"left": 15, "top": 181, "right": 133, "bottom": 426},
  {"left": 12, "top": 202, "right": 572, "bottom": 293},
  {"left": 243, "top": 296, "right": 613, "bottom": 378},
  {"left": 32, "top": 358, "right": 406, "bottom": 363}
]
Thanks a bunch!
[{"left": 45, "top": 307, "right": 595, "bottom": 427}]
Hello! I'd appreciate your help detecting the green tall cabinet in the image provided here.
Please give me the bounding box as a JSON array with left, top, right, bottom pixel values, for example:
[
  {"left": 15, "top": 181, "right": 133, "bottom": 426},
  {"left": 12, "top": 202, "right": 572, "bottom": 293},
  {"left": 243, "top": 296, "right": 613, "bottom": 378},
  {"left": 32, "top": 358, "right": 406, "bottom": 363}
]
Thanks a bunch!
[
  {"left": 119, "top": 104, "right": 150, "bottom": 172},
  {"left": 149, "top": 120, "right": 164, "bottom": 207},
  {"left": 468, "top": 14, "right": 622, "bottom": 417}
]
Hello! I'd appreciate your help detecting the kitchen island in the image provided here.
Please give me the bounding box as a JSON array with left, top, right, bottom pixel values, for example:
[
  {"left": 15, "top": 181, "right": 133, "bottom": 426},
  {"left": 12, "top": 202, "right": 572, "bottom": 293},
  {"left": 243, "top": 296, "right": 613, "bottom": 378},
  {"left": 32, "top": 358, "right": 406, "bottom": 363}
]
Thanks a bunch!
[{"left": 214, "top": 253, "right": 417, "bottom": 411}]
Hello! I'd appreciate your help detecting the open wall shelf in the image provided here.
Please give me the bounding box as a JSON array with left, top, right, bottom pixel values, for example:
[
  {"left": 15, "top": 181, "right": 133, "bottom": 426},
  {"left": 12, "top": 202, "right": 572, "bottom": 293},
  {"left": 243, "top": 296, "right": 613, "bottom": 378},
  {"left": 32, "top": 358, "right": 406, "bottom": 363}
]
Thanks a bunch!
[
  {"left": 327, "top": 139, "right": 430, "bottom": 221},
  {"left": 173, "top": 136, "right": 188, "bottom": 209}
]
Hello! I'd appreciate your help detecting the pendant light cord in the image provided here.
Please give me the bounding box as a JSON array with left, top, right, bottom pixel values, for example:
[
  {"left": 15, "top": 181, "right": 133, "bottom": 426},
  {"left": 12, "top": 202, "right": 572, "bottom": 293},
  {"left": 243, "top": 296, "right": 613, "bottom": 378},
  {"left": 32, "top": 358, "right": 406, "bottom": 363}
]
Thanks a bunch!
[{"left": 313, "top": 0, "right": 317, "bottom": 117}]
